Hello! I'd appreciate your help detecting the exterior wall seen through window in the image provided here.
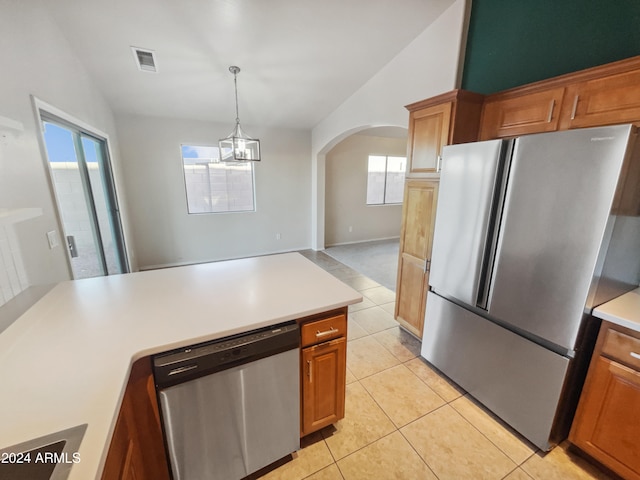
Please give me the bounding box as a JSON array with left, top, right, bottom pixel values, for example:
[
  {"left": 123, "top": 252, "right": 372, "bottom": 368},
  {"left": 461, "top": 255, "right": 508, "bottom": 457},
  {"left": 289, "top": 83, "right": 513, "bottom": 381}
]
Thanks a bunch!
[
  {"left": 181, "top": 145, "right": 255, "bottom": 214},
  {"left": 366, "top": 155, "right": 405, "bottom": 205}
]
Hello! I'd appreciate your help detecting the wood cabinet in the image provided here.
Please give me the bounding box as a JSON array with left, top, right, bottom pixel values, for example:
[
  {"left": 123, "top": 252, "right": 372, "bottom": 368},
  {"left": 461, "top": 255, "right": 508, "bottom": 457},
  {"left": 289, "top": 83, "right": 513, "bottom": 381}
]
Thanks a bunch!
[
  {"left": 560, "top": 64, "right": 640, "bottom": 130},
  {"left": 396, "top": 91, "right": 482, "bottom": 339},
  {"left": 479, "top": 56, "right": 640, "bottom": 140},
  {"left": 405, "top": 90, "right": 485, "bottom": 176},
  {"left": 570, "top": 321, "right": 640, "bottom": 480},
  {"left": 299, "top": 309, "right": 347, "bottom": 436},
  {"left": 395, "top": 179, "right": 438, "bottom": 338},
  {"left": 479, "top": 87, "right": 565, "bottom": 140},
  {"left": 101, "top": 358, "right": 170, "bottom": 480},
  {"left": 406, "top": 102, "right": 451, "bottom": 175}
]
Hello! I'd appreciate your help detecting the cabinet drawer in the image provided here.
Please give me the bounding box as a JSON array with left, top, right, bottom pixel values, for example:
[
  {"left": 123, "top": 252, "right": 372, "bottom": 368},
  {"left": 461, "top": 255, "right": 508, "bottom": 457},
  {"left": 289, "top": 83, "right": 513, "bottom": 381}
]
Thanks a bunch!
[
  {"left": 301, "top": 314, "right": 346, "bottom": 347},
  {"left": 602, "top": 327, "right": 640, "bottom": 371}
]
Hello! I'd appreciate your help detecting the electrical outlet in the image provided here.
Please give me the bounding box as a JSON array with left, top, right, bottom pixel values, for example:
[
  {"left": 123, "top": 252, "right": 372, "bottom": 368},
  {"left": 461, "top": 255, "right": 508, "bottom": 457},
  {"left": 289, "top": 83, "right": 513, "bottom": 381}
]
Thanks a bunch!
[
  {"left": 276, "top": 233, "right": 281, "bottom": 240},
  {"left": 46, "top": 230, "right": 59, "bottom": 249},
  {"left": 348, "top": 226, "right": 353, "bottom": 232}
]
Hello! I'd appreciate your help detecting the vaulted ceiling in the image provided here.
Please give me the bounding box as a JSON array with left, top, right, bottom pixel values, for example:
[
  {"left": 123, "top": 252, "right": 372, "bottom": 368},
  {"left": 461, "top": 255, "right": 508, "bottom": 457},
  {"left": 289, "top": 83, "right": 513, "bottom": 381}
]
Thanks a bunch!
[{"left": 42, "top": 0, "right": 455, "bottom": 129}]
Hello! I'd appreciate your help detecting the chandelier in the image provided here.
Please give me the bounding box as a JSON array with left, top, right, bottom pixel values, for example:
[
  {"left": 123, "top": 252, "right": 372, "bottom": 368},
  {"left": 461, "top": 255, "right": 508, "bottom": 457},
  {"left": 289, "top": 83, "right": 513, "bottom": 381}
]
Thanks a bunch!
[{"left": 219, "top": 66, "right": 261, "bottom": 162}]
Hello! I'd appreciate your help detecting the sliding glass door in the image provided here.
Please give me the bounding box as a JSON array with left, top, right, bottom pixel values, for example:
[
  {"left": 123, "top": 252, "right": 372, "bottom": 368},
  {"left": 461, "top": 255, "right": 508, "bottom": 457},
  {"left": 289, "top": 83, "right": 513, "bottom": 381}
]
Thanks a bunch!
[{"left": 41, "top": 114, "right": 128, "bottom": 279}]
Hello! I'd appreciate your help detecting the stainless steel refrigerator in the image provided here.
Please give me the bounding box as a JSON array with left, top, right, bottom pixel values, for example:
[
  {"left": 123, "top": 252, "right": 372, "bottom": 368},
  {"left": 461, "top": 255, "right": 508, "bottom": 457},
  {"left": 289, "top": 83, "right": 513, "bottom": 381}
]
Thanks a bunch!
[{"left": 421, "top": 124, "right": 640, "bottom": 450}]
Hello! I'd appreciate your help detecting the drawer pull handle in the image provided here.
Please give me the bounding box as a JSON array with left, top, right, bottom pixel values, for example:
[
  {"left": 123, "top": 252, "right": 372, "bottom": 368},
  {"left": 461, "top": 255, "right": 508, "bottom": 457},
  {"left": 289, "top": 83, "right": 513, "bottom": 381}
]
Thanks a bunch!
[
  {"left": 630, "top": 352, "right": 640, "bottom": 360},
  {"left": 546, "top": 99, "right": 555, "bottom": 123},
  {"left": 316, "top": 327, "right": 339, "bottom": 338},
  {"left": 570, "top": 95, "right": 579, "bottom": 120}
]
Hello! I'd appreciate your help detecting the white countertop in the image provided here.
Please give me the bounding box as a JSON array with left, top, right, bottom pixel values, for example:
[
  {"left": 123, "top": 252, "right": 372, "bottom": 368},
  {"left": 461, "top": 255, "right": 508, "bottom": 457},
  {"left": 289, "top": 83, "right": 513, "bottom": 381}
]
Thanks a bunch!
[
  {"left": 593, "top": 287, "right": 640, "bottom": 333},
  {"left": 0, "top": 252, "right": 361, "bottom": 479}
]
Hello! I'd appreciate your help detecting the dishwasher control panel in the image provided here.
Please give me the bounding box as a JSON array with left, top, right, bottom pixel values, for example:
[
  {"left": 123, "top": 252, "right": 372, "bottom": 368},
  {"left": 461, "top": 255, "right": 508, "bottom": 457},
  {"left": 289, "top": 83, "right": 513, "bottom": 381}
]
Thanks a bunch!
[{"left": 153, "top": 321, "right": 299, "bottom": 387}]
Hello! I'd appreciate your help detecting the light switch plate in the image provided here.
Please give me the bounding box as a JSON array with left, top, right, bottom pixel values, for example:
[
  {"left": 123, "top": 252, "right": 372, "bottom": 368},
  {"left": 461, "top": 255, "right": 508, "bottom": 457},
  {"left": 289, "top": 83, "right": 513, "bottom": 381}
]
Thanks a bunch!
[{"left": 46, "top": 230, "right": 59, "bottom": 249}]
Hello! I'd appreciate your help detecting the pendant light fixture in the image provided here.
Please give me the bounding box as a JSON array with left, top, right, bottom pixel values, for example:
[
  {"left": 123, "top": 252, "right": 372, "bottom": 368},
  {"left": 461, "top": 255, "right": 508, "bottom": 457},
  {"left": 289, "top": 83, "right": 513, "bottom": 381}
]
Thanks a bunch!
[{"left": 219, "top": 66, "right": 261, "bottom": 162}]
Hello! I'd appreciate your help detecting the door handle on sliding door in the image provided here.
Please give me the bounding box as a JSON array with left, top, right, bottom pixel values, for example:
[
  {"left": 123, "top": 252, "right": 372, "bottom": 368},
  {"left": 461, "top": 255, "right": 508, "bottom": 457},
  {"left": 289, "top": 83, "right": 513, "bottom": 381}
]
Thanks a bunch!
[{"left": 66, "top": 235, "right": 78, "bottom": 258}]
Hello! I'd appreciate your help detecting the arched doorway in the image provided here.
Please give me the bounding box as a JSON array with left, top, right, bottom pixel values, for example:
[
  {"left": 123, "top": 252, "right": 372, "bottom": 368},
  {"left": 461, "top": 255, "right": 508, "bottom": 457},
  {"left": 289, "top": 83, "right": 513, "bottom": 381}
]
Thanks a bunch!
[{"left": 320, "top": 126, "right": 407, "bottom": 290}]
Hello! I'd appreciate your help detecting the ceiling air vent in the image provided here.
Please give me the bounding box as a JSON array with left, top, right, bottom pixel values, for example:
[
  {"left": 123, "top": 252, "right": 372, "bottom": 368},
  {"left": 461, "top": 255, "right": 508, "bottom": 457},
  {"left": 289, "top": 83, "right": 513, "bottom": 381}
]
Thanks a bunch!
[{"left": 131, "top": 47, "right": 158, "bottom": 73}]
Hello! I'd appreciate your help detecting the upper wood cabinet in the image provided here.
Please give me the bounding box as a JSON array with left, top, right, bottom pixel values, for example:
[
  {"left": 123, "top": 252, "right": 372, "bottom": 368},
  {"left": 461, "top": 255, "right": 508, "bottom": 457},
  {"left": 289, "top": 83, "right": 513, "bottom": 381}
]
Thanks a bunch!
[
  {"left": 405, "top": 90, "right": 484, "bottom": 177},
  {"left": 559, "top": 67, "right": 640, "bottom": 130},
  {"left": 479, "top": 56, "right": 640, "bottom": 140},
  {"left": 407, "top": 102, "right": 451, "bottom": 175},
  {"left": 479, "top": 87, "right": 565, "bottom": 140}
]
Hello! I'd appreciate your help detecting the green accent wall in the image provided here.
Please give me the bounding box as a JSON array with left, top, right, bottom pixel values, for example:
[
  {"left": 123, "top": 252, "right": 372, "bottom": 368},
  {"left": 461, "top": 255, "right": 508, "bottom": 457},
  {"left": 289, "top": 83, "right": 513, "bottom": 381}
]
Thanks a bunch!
[{"left": 461, "top": 0, "right": 640, "bottom": 95}]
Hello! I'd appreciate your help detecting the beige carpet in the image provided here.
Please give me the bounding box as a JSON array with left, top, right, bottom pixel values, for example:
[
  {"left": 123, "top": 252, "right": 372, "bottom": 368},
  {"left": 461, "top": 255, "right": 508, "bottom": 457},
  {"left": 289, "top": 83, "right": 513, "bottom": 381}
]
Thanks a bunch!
[{"left": 324, "top": 239, "right": 399, "bottom": 291}]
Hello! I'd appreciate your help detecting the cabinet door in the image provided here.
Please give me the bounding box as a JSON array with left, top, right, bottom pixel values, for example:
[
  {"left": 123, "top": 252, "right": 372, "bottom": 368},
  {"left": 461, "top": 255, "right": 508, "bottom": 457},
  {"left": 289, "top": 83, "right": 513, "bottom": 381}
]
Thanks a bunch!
[
  {"left": 479, "top": 87, "right": 565, "bottom": 140},
  {"left": 120, "top": 435, "right": 146, "bottom": 480},
  {"left": 407, "top": 103, "right": 451, "bottom": 175},
  {"left": 101, "top": 396, "right": 147, "bottom": 480},
  {"left": 570, "top": 356, "right": 640, "bottom": 480},
  {"left": 560, "top": 68, "right": 640, "bottom": 130},
  {"left": 396, "top": 256, "right": 428, "bottom": 337},
  {"left": 301, "top": 337, "right": 346, "bottom": 436},
  {"left": 101, "top": 359, "right": 170, "bottom": 480},
  {"left": 395, "top": 180, "right": 438, "bottom": 338}
]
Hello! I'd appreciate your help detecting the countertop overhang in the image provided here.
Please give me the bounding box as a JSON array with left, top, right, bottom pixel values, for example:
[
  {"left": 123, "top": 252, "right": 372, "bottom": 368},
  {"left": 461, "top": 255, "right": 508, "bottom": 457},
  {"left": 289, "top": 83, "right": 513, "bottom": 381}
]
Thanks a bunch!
[
  {"left": 593, "top": 287, "right": 640, "bottom": 332},
  {"left": 0, "top": 252, "right": 362, "bottom": 480}
]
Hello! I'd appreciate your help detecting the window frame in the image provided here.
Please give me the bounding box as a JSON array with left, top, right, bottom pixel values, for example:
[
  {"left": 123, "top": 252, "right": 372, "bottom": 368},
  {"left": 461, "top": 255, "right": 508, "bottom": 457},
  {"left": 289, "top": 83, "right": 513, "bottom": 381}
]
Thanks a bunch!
[
  {"left": 180, "top": 144, "right": 256, "bottom": 215},
  {"left": 365, "top": 154, "right": 406, "bottom": 206}
]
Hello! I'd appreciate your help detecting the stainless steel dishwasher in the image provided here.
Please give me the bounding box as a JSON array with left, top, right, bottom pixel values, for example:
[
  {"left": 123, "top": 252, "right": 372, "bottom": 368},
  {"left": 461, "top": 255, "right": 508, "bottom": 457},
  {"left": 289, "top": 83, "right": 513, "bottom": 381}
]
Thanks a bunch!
[{"left": 153, "top": 321, "right": 300, "bottom": 480}]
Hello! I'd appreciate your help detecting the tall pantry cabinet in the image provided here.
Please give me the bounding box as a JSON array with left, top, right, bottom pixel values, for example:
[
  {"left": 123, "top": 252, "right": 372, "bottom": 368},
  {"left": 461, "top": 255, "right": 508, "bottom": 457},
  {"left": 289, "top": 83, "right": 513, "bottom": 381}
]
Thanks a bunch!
[{"left": 395, "top": 90, "right": 484, "bottom": 338}]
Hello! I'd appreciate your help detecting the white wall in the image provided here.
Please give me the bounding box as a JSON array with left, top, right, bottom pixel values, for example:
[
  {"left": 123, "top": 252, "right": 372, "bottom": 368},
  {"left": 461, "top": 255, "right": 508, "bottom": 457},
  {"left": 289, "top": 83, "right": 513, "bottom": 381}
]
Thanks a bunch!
[
  {"left": 115, "top": 114, "right": 311, "bottom": 269},
  {"left": 311, "top": 0, "right": 470, "bottom": 249},
  {"left": 0, "top": 0, "right": 133, "bottom": 295},
  {"left": 325, "top": 134, "right": 406, "bottom": 246}
]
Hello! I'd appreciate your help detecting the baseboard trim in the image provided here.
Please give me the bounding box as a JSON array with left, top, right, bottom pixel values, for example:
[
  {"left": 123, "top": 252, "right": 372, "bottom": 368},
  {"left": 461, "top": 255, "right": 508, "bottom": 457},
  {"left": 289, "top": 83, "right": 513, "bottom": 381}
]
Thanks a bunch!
[{"left": 325, "top": 236, "right": 400, "bottom": 248}]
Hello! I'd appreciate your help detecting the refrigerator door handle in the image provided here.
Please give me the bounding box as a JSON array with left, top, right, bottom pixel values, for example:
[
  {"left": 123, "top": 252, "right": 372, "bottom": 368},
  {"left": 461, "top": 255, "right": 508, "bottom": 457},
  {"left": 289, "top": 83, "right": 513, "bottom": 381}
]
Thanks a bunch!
[{"left": 476, "top": 141, "right": 513, "bottom": 310}]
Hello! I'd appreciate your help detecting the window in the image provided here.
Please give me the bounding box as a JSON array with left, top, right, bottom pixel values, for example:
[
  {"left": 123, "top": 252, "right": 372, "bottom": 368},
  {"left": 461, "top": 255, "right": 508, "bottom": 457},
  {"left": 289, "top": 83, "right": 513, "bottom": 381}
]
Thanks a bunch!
[
  {"left": 366, "top": 155, "right": 406, "bottom": 205},
  {"left": 181, "top": 145, "right": 255, "bottom": 214}
]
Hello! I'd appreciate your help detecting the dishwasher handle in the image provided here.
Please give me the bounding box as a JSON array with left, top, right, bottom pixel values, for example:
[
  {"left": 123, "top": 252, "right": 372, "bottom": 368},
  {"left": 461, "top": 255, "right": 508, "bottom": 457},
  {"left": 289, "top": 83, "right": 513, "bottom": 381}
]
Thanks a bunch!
[{"left": 168, "top": 364, "right": 198, "bottom": 376}]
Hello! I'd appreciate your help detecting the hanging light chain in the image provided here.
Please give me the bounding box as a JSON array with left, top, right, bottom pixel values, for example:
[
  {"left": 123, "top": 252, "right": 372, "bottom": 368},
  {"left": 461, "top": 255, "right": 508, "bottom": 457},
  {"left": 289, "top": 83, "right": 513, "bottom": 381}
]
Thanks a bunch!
[{"left": 230, "top": 66, "right": 241, "bottom": 125}]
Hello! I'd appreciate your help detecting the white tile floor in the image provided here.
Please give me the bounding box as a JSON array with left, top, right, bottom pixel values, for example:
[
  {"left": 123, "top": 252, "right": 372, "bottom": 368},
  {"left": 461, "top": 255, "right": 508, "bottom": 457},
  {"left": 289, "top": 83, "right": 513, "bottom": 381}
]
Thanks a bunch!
[{"left": 256, "top": 250, "right": 615, "bottom": 480}]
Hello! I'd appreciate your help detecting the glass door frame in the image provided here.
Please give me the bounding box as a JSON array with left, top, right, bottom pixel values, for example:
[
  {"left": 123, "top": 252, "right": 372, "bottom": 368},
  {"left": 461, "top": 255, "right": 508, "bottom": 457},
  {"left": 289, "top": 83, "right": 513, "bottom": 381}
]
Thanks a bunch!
[{"left": 32, "top": 97, "right": 130, "bottom": 278}]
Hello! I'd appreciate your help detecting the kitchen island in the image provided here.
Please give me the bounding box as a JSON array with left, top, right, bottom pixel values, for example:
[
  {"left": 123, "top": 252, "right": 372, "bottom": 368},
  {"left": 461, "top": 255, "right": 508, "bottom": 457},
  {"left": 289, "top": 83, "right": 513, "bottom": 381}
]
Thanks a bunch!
[{"left": 0, "top": 252, "right": 361, "bottom": 480}]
